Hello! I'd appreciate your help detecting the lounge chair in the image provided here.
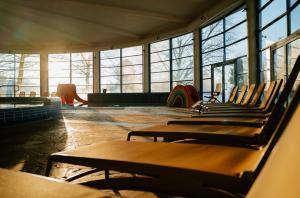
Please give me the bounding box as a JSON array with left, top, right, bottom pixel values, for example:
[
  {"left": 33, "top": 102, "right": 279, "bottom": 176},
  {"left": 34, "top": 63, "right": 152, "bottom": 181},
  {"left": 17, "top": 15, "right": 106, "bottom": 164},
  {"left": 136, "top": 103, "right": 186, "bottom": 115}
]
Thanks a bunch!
[
  {"left": 199, "top": 82, "right": 266, "bottom": 114},
  {"left": 29, "top": 91, "right": 36, "bottom": 97},
  {"left": 46, "top": 87, "right": 300, "bottom": 197},
  {"left": 167, "top": 80, "right": 282, "bottom": 127},
  {"left": 0, "top": 168, "right": 111, "bottom": 198},
  {"left": 126, "top": 81, "right": 294, "bottom": 144},
  {"left": 19, "top": 91, "right": 25, "bottom": 97},
  {"left": 204, "top": 82, "right": 221, "bottom": 103},
  {"left": 205, "top": 84, "right": 248, "bottom": 107}
]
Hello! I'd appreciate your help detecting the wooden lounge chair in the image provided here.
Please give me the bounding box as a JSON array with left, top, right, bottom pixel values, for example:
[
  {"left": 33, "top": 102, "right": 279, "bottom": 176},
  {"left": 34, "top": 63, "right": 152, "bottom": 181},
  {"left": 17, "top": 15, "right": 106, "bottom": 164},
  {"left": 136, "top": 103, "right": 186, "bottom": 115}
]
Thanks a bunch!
[
  {"left": 204, "top": 83, "right": 221, "bottom": 103},
  {"left": 192, "top": 85, "right": 239, "bottom": 111},
  {"left": 199, "top": 83, "right": 256, "bottom": 111},
  {"left": 200, "top": 82, "right": 266, "bottom": 114},
  {"left": 46, "top": 88, "right": 300, "bottom": 197},
  {"left": 29, "top": 91, "right": 36, "bottom": 97},
  {"left": 19, "top": 91, "right": 25, "bottom": 97},
  {"left": 0, "top": 168, "right": 112, "bottom": 198},
  {"left": 167, "top": 80, "right": 282, "bottom": 127},
  {"left": 191, "top": 54, "right": 300, "bottom": 118},
  {"left": 246, "top": 96, "right": 300, "bottom": 198},
  {"left": 127, "top": 82, "right": 296, "bottom": 144}
]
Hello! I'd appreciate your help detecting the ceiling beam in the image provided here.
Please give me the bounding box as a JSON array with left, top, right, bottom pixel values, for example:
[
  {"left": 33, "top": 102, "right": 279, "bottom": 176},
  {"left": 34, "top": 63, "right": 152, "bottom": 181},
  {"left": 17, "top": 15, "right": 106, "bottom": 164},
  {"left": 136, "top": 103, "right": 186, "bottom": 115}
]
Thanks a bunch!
[{"left": 62, "top": 0, "right": 189, "bottom": 23}]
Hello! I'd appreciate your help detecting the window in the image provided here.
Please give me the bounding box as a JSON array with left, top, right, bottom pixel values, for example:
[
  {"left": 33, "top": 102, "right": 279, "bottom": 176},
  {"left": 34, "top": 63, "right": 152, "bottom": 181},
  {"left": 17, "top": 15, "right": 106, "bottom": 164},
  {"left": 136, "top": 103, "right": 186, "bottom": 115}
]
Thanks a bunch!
[
  {"left": 48, "top": 52, "right": 93, "bottom": 100},
  {"left": 0, "top": 54, "right": 40, "bottom": 97},
  {"left": 200, "top": 7, "right": 248, "bottom": 100},
  {"left": 150, "top": 33, "right": 194, "bottom": 92},
  {"left": 100, "top": 46, "right": 143, "bottom": 93},
  {"left": 258, "top": 0, "right": 300, "bottom": 83}
]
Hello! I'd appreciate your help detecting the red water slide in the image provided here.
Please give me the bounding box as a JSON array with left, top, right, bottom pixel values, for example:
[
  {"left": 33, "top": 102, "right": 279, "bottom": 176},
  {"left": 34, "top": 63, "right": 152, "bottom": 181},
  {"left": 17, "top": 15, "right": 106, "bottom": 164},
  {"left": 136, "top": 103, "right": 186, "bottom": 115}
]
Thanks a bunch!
[{"left": 56, "top": 84, "right": 88, "bottom": 105}]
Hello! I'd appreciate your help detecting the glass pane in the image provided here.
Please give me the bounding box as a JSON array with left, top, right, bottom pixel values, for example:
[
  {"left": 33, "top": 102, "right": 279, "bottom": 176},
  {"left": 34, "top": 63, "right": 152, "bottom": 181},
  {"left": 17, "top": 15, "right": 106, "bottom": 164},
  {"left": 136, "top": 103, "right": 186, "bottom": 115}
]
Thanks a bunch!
[
  {"left": 172, "top": 57, "right": 193, "bottom": 70},
  {"left": 151, "top": 82, "right": 170, "bottom": 92},
  {"left": 237, "top": 74, "right": 248, "bottom": 87},
  {"left": 122, "top": 74, "right": 142, "bottom": 84},
  {"left": 224, "top": 64, "right": 235, "bottom": 101},
  {"left": 202, "top": 34, "right": 223, "bottom": 53},
  {"left": 172, "top": 33, "right": 193, "bottom": 48},
  {"left": 202, "top": 49, "right": 224, "bottom": 65},
  {"left": 122, "top": 56, "right": 142, "bottom": 66},
  {"left": 260, "top": 0, "right": 287, "bottom": 28},
  {"left": 202, "top": 66, "right": 211, "bottom": 79},
  {"left": 290, "top": 0, "right": 297, "bottom": 7},
  {"left": 100, "top": 49, "right": 120, "bottom": 59},
  {"left": 151, "top": 61, "right": 170, "bottom": 72},
  {"left": 151, "top": 72, "right": 170, "bottom": 82},
  {"left": 260, "top": 16, "right": 287, "bottom": 49},
  {"left": 71, "top": 52, "right": 93, "bottom": 61},
  {"left": 226, "top": 39, "right": 248, "bottom": 60},
  {"left": 172, "top": 45, "right": 193, "bottom": 59},
  {"left": 101, "top": 84, "right": 120, "bottom": 93},
  {"left": 101, "top": 76, "right": 121, "bottom": 85},
  {"left": 172, "top": 68, "right": 193, "bottom": 81},
  {"left": 122, "top": 65, "right": 143, "bottom": 75},
  {"left": 225, "top": 22, "right": 247, "bottom": 45},
  {"left": 225, "top": 8, "right": 246, "bottom": 30},
  {"left": 236, "top": 57, "right": 249, "bottom": 74},
  {"left": 122, "top": 84, "right": 143, "bottom": 93},
  {"left": 101, "top": 58, "right": 120, "bottom": 67},
  {"left": 203, "top": 79, "right": 212, "bottom": 92},
  {"left": 213, "top": 66, "right": 223, "bottom": 102},
  {"left": 287, "top": 39, "right": 300, "bottom": 91},
  {"left": 151, "top": 50, "right": 170, "bottom": 62},
  {"left": 260, "top": 0, "right": 271, "bottom": 8},
  {"left": 201, "top": 20, "right": 223, "bottom": 40},
  {"left": 290, "top": 4, "right": 300, "bottom": 34},
  {"left": 122, "top": 46, "right": 142, "bottom": 57},
  {"left": 150, "top": 40, "right": 169, "bottom": 53},
  {"left": 273, "top": 47, "right": 285, "bottom": 81}
]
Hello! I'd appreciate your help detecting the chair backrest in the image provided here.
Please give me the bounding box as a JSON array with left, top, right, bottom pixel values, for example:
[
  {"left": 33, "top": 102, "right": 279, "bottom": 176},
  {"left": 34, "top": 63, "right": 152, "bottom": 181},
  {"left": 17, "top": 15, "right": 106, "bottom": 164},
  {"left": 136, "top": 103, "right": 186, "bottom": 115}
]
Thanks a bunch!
[
  {"left": 227, "top": 86, "right": 238, "bottom": 103},
  {"left": 234, "top": 84, "right": 248, "bottom": 104},
  {"left": 257, "top": 55, "right": 300, "bottom": 145},
  {"left": 259, "top": 79, "right": 283, "bottom": 110},
  {"left": 247, "top": 86, "right": 300, "bottom": 198},
  {"left": 248, "top": 83, "right": 266, "bottom": 107},
  {"left": 241, "top": 84, "right": 256, "bottom": 105},
  {"left": 19, "top": 91, "right": 25, "bottom": 97},
  {"left": 257, "top": 81, "right": 277, "bottom": 108},
  {"left": 30, "top": 91, "right": 36, "bottom": 97},
  {"left": 214, "top": 83, "right": 221, "bottom": 94}
]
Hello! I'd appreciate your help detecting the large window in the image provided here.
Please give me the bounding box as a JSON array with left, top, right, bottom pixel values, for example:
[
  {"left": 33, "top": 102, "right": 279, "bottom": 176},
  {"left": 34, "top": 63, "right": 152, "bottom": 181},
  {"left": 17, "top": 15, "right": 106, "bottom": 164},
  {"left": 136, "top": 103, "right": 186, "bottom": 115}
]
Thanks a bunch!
[
  {"left": 48, "top": 52, "right": 93, "bottom": 100},
  {"left": 258, "top": 0, "right": 300, "bottom": 83},
  {"left": 150, "top": 33, "right": 194, "bottom": 92},
  {"left": 100, "top": 46, "right": 143, "bottom": 93},
  {"left": 200, "top": 7, "right": 248, "bottom": 100},
  {"left": 0, "top": 54, "right": 40, "bottom": 97}
]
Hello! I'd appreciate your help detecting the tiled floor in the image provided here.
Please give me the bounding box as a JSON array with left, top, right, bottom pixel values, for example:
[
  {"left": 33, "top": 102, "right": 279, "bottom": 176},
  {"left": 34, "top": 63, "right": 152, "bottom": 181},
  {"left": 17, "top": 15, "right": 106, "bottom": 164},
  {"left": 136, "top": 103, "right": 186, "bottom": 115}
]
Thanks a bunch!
[{"left": 0, "top": 106, "right": 190, "bottom": 197}]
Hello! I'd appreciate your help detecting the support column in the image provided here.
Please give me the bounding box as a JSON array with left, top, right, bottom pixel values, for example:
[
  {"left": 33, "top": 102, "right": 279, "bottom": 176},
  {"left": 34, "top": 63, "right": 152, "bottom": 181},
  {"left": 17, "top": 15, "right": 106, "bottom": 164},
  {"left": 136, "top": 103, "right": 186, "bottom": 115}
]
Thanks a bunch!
[
  {"left": 247, "top": 0, "right": 259, "bottom": 84},
  {"left": 93, "top": 52, "right": 100, "bottom": 93},
  {"left": 143, "top": 44, "right": 150, "bottom": 93},
  {"left": 40, "top": 52, "right": 48, "bottom": 96},
  {"left": 193, "top": 30, "right": 201, "bottom": 92}
]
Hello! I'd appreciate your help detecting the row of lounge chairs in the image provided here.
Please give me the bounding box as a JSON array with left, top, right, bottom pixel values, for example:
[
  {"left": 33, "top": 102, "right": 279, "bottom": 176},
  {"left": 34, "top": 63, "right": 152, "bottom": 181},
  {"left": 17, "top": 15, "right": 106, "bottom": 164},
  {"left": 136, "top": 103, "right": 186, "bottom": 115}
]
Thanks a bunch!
[
  {"left": 2, "top": 56, "right": 299, "bottom": 197},
  {"left": 18, "top": 91, "right": 36, "bottom": 97},
  {"left": 42, "top": 56, "right": 300, "bottom": 197}
]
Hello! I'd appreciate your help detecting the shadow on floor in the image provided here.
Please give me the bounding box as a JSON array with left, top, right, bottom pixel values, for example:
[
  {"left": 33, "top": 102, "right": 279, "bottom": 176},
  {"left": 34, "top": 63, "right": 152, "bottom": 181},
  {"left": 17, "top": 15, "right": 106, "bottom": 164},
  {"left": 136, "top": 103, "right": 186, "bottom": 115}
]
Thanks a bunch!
[{"left": 0, "top": 118, "right": 67, "bottom": 175}]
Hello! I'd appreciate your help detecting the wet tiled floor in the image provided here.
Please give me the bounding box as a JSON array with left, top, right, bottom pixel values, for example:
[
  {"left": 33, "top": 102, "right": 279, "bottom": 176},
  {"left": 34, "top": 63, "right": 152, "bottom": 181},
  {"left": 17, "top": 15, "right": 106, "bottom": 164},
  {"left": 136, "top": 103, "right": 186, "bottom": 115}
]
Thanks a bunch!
[{"left": 0, "top": 106, "right": 190, "bottom": 197}]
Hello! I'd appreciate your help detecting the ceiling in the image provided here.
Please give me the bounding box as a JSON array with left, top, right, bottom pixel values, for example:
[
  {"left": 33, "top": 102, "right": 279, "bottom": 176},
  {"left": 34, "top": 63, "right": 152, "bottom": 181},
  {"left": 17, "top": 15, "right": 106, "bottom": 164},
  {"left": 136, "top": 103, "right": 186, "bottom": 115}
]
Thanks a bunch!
[{"left": 0, "top": 0, "right": 240, "bottom": 52}]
